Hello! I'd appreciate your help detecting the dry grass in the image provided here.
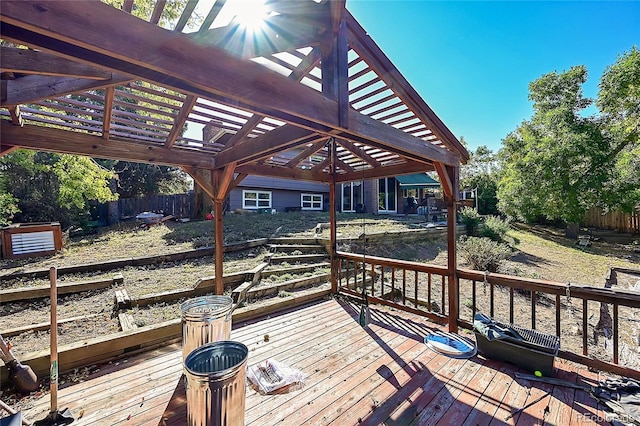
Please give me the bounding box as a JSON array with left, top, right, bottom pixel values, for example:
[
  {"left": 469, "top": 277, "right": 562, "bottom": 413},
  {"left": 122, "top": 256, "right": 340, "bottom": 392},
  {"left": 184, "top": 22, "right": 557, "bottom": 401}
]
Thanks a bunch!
[
  {"left": 1, "top": 212, "right": 419, "bottom": 274},
  {"left": 502, "top": 224, "right": 639, "bottom": 285}
]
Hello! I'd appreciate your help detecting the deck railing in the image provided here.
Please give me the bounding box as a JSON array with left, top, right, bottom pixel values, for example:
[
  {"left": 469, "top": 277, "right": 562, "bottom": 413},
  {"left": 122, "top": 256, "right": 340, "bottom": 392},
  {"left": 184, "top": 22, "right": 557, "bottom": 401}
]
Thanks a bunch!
[{"left": 336, "top": 251, "right": 640, "bottom": 379}]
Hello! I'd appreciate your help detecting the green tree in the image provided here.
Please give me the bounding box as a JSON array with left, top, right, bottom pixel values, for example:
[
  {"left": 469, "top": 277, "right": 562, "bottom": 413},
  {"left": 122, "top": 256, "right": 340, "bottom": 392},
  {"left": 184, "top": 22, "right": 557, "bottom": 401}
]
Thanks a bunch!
[
  {"left": 1, "top": 150, "right": 117, "bottom": 227},
  {"left": 0, "top": 166, "right": 20, "bottom": 226},
  {"left": 98, "top": 160, "right": 192, "bottom": 198},
  {"left": 461, "top": 145, "right": 500, "bottom": 215},
  {"left": 597, "top": 47, "right": 640, "bottom": 213},
  {"left": 497, "top": 65, "right": 611, "bottom": 234}
]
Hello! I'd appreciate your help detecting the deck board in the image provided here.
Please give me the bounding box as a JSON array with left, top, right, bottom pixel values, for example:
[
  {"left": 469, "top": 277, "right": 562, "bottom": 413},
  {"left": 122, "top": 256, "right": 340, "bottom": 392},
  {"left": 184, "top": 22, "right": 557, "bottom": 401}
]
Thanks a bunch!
[{"left": 17, "top": 298, "right": 609, "bottom": 425}]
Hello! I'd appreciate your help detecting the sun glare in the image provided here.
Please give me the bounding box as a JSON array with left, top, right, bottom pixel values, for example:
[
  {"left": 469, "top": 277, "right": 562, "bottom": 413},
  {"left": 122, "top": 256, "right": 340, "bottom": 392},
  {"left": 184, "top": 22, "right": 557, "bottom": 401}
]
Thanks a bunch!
[{"left": 233, "top": 0, "right": 270, "bottom": 32}]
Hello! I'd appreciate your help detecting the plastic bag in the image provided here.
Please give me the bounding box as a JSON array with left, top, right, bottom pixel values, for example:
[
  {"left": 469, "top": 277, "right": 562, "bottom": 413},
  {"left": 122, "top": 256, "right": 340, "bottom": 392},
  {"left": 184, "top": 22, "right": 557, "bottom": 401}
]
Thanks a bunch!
[{"left": 247, "top": 359, "right": 305, "bottom": 394}]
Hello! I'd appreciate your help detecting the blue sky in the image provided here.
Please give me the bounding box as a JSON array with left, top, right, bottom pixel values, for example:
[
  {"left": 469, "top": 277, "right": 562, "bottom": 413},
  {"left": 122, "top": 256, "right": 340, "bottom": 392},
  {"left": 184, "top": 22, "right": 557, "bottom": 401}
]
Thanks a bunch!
[{"left": 347, "top": 1, "right": 640, "bottom": 153}]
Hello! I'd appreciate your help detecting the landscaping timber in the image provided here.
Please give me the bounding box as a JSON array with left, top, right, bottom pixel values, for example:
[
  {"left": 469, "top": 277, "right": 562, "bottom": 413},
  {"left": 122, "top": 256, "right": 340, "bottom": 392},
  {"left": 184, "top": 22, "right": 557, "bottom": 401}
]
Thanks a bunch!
[
  {"left": 269, "top": 253, "right": 327, "bottom": 264},
  {"left": 262, "top": 262, "right": 330, "bottom": 278},
  {"left": 114, "top": 289, "right": 131, "bottom": 310},
  {"left": 249, "top": 273, "right": 330, "bottom": 298},
  {"left": 0, "top": 239, "right": 267, "bottom": 280},
  {"left": 0, "top": 274, "right": 123, "bottom": 303},
  {"left": 118, "top": 313, "right": 138, "bottom": 332},
  {"left": 1, "top": 314, "right": 104, "bottom": 338},
  {"left": 268, "top": 244, "right": 326, "bottom": 253}
]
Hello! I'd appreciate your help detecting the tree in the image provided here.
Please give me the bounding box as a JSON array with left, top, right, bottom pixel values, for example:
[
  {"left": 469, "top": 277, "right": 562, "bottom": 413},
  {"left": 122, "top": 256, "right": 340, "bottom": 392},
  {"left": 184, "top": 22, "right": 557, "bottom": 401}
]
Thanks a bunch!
[
  {"left": 498, "top": 48, "right": 640, "bottom": 232},
  {"left": 497, "top": 65, "right": 611, "bottom": 234},
  {"left": 1, "top": 150, "right": 117, "bottom": 227},
  {"left": 597, "top": 47, "right": 640, "bottom": 213},
  {"left": 460, "top": 145, "right": 500, "bottom": 215},
  {"left": 97, "top": 160, "right": 192, "bottom": 198},
  {"left": 0, "top": 170, "right": 19, "bottom": 226}
]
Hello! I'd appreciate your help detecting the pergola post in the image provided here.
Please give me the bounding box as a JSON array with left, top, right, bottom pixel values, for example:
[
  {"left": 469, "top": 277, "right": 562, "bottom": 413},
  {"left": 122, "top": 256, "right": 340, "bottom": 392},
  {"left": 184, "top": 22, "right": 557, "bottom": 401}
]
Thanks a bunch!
[
  {"left": 321, "top": 2, "right": 347, "bottom": 294},
  {"left": 329, "top": 139, "right": 338, "bottom": 292},
  {"left": 212, "top": 199, "right": 224, "bottom": 294},
  {"left": 435, "top": 163, "right": 460, "bottom": 333},
  {"left": 183, "top": 165, "right": 237, "bottom": 295}
]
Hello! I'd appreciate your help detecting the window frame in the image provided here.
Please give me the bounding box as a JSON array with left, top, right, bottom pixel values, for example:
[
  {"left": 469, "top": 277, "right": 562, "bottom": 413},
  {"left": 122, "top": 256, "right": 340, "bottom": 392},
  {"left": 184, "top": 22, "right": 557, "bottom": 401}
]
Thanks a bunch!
[
  {"left": 242, "top": 190, "right": 272, "bottom": 209},
  {"left": 301, "top": 193, "right": 323, "bottom": 211}
]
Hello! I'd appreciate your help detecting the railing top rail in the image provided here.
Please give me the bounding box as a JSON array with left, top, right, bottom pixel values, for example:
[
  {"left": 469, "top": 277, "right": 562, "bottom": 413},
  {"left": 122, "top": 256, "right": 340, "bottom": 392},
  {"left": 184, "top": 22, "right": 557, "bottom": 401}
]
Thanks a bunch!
[
  {"left": 336, "top": 251, "right": 449, "bottom": 275},
  {"left": 457, "top": 267, "right": 640, "bottom": 307}
]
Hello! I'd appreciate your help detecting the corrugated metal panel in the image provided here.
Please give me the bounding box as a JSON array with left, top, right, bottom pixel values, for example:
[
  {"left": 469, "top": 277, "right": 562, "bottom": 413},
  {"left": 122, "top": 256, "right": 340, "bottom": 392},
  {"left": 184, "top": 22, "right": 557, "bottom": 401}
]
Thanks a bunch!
[{"left": 11, "top": 231, "right": 55, "bottom": 255}]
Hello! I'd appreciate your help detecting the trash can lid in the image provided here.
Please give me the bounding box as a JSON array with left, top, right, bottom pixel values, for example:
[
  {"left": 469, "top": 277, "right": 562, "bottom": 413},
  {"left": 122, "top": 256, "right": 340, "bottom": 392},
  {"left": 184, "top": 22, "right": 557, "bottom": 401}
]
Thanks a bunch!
[
  {"left": 424, "top": 331, "right": 477, "bottom": 359},
  {"left": 180, "top": 296, "right": 233, "bottom": 319}
]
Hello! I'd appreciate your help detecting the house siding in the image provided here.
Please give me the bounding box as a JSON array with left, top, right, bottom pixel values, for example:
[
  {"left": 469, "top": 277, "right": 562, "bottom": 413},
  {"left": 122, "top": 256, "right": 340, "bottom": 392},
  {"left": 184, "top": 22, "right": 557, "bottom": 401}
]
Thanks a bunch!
[
  {"left": 238, "top": 176, "right": 328, "bottom": 192},
  {"left": 230, "top": 189, "right": 329, "bottom": 212}
]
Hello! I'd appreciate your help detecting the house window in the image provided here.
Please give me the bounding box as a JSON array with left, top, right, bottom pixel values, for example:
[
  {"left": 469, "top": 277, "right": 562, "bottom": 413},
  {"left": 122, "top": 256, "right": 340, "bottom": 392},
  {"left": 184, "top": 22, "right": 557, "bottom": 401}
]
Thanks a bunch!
[
  {"left": 243, "top": 190, "right": 272, "bottom": 209},
  {"left": 301, "top": 193, "right": 323, "bottom": 210}
]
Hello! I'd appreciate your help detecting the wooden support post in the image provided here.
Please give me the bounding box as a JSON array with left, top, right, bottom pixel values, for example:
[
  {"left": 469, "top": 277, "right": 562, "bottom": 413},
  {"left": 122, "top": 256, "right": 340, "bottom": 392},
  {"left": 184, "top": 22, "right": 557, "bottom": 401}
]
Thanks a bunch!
[
  {"left": 321, "top": 3, "right": 346, "bottom": 293},
  {"left": 184, "top": 165, "right": 235, "bottom": 296},
  {"left": 213, "top": 199, "right": 224, "bottom": 295},
  {"left": 329, "top": 139, "right": 338, "bottom": 293},
  {"left": 437, "top": 163, "right": 460, "bottom": 333}
]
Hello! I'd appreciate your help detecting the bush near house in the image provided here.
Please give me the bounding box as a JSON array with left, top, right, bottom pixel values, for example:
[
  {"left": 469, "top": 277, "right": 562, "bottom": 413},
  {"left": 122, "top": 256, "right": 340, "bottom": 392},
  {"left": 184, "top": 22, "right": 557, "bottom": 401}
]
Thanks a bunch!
[{"left": 459, "top": 206, "right": 482, "bottom": 236}]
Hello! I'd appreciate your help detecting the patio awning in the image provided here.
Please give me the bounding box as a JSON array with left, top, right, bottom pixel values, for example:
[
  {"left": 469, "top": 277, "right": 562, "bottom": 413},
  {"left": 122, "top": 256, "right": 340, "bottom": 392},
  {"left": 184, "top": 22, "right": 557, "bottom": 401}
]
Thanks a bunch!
[{"left": 396, "top": 174, "right": 440, "bottom": 189}]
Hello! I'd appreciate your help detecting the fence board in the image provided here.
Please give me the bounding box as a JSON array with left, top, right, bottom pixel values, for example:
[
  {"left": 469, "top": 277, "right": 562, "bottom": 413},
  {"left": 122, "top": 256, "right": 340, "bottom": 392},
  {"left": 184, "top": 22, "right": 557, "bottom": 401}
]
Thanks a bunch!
[
  {"left": 583, "top": 207, "right": 640, "bottom": 234},
  {"left": 114, "top": 193, "right": 195, "bottom": 220}
]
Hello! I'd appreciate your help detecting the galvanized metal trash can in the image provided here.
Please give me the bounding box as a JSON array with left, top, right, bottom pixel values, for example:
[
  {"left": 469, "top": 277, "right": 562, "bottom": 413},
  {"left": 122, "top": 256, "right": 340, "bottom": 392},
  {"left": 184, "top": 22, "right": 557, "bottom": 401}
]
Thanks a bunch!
[
  {"left": 181, "top": 296, "right": 233, "bottom": 363},
  {"left": 184, "top": 341, "right": 248, "bottom": 426}
]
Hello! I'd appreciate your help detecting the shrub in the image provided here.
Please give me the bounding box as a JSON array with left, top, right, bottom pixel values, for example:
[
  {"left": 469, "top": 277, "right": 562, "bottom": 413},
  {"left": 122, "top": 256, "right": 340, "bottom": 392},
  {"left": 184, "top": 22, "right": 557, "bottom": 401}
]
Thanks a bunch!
[
  {"left": 459, "top": 207, "right": 481, "bottom": 236},
  {"left": 480, "top": 215, "right": 511, "bottom": 242},
  {"left": 458, "top": 236, "right": 512, "bottom": 272}
]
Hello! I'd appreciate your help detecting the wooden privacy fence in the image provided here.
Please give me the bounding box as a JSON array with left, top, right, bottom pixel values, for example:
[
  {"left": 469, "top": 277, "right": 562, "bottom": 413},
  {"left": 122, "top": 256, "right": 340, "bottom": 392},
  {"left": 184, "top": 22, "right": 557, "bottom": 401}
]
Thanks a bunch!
[
  {"left": 117, "top": 193, "right": 195, "bottom": 220},
  {"left": 584, "top": 207, "right": 640, "bottom": 234},
  {"left": 335, "top": 251, "right": 640, "bottom": 379}
]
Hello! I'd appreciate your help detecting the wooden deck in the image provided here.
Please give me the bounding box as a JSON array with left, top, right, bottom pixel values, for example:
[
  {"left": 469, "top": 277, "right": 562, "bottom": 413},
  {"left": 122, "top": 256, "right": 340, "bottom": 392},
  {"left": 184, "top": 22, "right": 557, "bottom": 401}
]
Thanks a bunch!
[{"left": 19, "top": 298, "right": 608, "bottom": 425}]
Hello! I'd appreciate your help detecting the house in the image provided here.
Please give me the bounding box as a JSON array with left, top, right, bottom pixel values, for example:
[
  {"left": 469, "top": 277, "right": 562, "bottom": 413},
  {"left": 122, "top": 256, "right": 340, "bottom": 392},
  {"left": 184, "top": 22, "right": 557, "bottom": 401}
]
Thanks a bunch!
[
  {"left": 225, "top": 173, "right": 439, "bottom": 215},
  {"left": 227, "top": 172, "right": 455, "bottom": 217}
]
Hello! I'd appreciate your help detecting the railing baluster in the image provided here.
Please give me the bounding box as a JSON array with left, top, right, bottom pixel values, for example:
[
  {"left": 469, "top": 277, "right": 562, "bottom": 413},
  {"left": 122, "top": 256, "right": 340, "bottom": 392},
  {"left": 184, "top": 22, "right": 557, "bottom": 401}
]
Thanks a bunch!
[
  {"left": 402, "top": 269, "right": 407, "bottom": 305},
  {"left": 472, "top": 280, "right": 477, "bottom": 320},
  {"left": 555, "top": 294, "right": 561, "bottom": 338},
  {"left": 509, "top": 287, "right": 514, "bottom": 324},
  {"left": 391, "top": 267, "right": 396, "bottom": 301},
  {"left": 414, "top": 270, "right": 418, "bottom": 310},
  {"left": 380, "top": 267, "right": 385, "bottom": 298},
  {"left": 441, "top": 275, "right": 446, "bottom": 316},
  {"left": 613, "top": 303, "right": 619, "bottom": 364},
  {"left": 428, "top": 273, "right": 432, "bottom": 311},
  {"left": 583, "top": 299, "right": 588, "bottom": 356},
  {"left": 370, "top": 263, "right": 375, "bottom": 297},
  {"left": 531, "top": 290, "right": 536, "bottom": 329}
]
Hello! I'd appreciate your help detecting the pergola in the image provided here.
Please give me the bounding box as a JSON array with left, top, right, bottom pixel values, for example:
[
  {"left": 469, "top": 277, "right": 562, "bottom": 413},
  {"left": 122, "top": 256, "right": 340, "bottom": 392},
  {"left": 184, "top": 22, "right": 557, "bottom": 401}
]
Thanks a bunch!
[{"left": 0, "top": 0, "right": 468, "bottom": 330}]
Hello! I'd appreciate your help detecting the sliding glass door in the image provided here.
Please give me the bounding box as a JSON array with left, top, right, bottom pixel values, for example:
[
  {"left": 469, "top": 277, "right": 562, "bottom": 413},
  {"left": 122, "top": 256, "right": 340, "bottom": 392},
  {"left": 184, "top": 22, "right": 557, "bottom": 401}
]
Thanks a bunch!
[{"left": 378, "top": 177, "right": 397, "bottom": 213}]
